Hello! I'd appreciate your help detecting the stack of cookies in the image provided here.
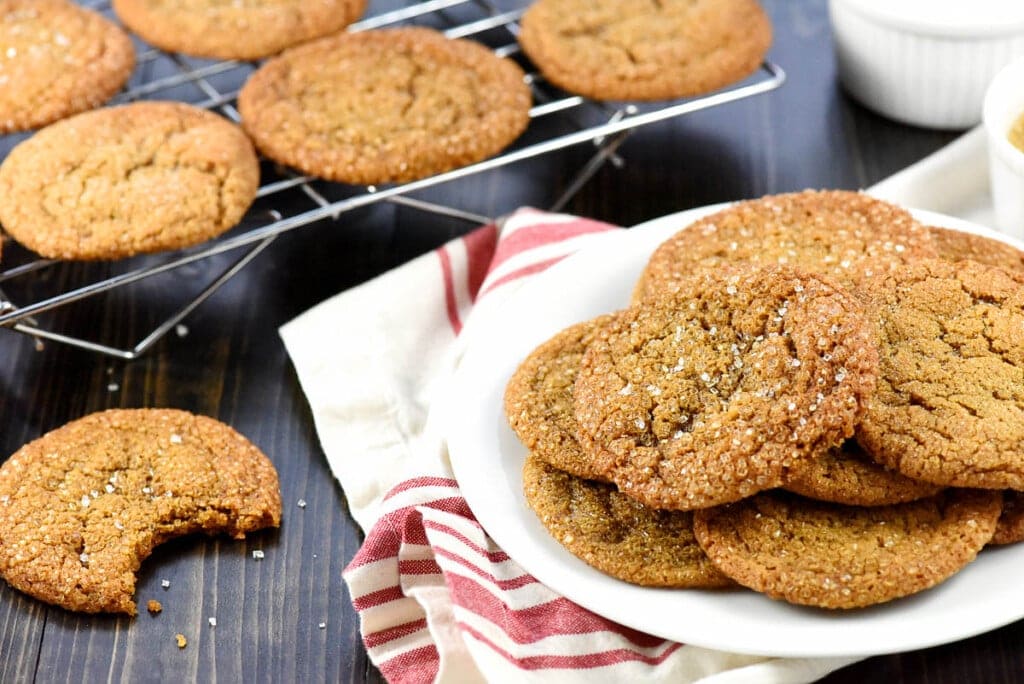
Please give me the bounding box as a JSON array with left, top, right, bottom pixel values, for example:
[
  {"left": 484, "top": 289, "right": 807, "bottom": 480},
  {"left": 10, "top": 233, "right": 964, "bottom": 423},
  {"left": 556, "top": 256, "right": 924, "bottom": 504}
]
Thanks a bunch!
[{"left": 506, "top": 189, "right": 1024, "bottom": 609}]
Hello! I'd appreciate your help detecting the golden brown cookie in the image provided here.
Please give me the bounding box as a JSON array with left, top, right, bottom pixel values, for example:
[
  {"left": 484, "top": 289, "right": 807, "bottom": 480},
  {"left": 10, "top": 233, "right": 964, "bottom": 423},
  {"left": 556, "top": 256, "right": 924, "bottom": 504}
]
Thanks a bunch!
[
  {"left": 782, "top": 439, "right": 943, "bottom": 506},
  {"left": 991, "top": 491, "right": 1024, "bottom": 545},
  {"left": 633, "top": 190, "right": 936, "bottom": 304},
  {"left": 505, "top": 315, "right": 615, "bottom": 481},
  {"left": 0, "top": 409, "right": 281, "bottom": 614},
  {"left": 522, "top": 454, "right": 732, "bottom": 587},
  {"left": 857, "top": 258, "right": 1024, "bottom": 489},
  {"left": 111, "top": 0, "right": 365, "bottom": 61},
  {"left": 929, "top": 225, "right": 1024, "bottom": 273},
  {"left": 0, "top": 0, "right": 134, "bottom": 134},
  {"left": 238, "top": 27, "right": 532, "bottom": 185},
  {"left": 693, "top": 489, "right": 1002, "bottom": 609},
  {"left": 574, "top": 266, "right": 878, "bottom": 511},
  {"left": 518, "top": 0, "right": 772, "bottom": 101},
  {"left": 0, "top": 101, "right": 259, "bottom": 260}
]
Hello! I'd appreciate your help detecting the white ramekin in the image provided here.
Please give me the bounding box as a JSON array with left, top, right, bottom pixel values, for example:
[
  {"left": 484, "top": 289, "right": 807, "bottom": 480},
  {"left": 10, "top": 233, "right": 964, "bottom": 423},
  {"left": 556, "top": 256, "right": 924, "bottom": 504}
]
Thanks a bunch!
[
  {"left": 983, "top": 56, "right": 1024, "bottom": 238},
  {"left": 830, "top": 0, "right": 1024, "bottom": 129}
]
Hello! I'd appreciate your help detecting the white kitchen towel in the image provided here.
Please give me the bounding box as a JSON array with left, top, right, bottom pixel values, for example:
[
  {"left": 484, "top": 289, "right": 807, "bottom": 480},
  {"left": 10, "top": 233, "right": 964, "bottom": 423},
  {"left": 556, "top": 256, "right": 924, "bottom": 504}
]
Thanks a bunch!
[{"left": 280, "top": 128, "right": 992, "bottom": 684}]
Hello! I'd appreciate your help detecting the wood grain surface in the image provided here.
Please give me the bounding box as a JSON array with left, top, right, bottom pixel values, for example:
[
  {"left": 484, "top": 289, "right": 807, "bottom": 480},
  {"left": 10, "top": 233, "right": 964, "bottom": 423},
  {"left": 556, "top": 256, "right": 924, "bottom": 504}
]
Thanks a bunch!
[{"left": 2, "top": 0, "right": 1020, "bottom": 682}]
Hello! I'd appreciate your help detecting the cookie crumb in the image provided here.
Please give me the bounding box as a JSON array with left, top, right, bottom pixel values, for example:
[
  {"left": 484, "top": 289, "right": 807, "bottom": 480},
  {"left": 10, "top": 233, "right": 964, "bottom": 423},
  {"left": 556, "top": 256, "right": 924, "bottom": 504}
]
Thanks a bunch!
[
  {"left": 252, "top": 549, "right": 265, "bottom": 560},
  {"left": 161, "top": 579, "right": 170, "bottom": 589},
  {"left": 147, "top": 599, "right": 162, "bottom": 614},
  {"left": 297, "top": 499, "right": 307, "bottom": 509},
  {"left": 175, "top": 634, "right": 187, "bottom": 649}
]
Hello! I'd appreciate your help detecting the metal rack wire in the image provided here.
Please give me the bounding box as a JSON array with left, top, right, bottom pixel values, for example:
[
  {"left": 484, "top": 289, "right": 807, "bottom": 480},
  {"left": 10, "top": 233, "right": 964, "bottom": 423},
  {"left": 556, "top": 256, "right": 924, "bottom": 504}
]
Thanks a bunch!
[{"left": 0, "top": 0, "right": 785, "bottom": 359}]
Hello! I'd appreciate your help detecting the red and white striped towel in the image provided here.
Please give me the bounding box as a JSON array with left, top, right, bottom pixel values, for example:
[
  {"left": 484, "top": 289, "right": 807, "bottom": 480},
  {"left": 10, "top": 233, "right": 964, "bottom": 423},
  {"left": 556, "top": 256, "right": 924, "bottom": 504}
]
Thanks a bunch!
[{"left": 280, "top": 208, "right": 861, "bottom": 683}]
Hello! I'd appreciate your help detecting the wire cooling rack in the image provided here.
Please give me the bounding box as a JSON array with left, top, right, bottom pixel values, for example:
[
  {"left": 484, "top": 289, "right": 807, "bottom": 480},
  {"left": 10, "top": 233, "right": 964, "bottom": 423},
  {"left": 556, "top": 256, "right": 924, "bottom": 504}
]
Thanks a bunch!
[{"left": 0, "top": 0, "right": 785, "bottom": 359}]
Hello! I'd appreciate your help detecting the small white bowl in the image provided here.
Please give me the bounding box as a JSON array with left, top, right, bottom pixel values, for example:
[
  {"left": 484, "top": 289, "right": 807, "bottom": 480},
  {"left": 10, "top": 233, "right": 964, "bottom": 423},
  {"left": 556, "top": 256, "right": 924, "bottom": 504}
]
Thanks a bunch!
[
  {"left": 983, "top": 56, "right": 1024, "bottom": 238},
  {"left": 830, "top": 0, "right": 1024, "bottom": 129}
]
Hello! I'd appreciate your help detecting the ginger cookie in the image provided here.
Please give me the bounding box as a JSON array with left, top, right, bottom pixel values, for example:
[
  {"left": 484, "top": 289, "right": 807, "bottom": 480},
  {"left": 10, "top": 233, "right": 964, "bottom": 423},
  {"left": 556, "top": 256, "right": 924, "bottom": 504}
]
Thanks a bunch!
[
  {"left": 505, "top": 314, "right": 615, "bottom": 481},
  {"left": 0, "top": 409, "right": 281, "bottom": 614},
  {"left": 0, "top": 101, "right": 259, "bottom": 260},
  {"left": 522, "top": 455, "right": 732, "bottom": 588},
  {"left": 0, "top": 0, "right": 134, "bottom": 134},
  {"left": 111, "top": 0, "right": 366, "bottom": 61},
  {"left": 633, "top": 190, "right": 936, "bottom": 303},
  {"left": 518, "top": 0, "right": 772, "bottom": 101},
  {"left": 574, "top": 266, "right": 878, "bottom": 511},
  {"left": 238, "top": 27, "right": 532, "bottom": 185},
  {"left": 782, "top": 439, "right": 943, "bottom": 506},
  {"left": 857, "top": 258, "right": 1024, "bottom": 489},
  {"left": 693, "top": 490, "right": 1002, "bottom": 609},
  {"left": 929, "top": 225, "right": 1024, "bottom": 274},
  {"left": 991, "top": 491, "right": 1024, "bottom": 545}
]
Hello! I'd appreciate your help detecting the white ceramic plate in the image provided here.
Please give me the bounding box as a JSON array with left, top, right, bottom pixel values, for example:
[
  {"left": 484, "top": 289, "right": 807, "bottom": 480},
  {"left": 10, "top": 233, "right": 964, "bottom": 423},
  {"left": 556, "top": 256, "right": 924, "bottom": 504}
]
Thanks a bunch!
[{"left": 445, "top": 205, "right": 1024, "bottom": 658}]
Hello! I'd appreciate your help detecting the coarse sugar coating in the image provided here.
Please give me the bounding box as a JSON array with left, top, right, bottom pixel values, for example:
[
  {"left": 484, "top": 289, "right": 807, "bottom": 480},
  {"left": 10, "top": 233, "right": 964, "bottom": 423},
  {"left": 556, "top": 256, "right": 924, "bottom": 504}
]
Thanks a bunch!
[
  {"left": 928, "top": 225, "right": 1024, "bottom": 274},
  {"left": 518, "top": 0, "right": 772, "bottom": 101},
  {"left": 522, "top": 454, "right": 732, "bottom": 588},
  {"left": 0, "top": 0, "right": 135, "bottom": 134},
  {"left": 0, "top": 409, "right": 282, "bottom": 614},
  {"left": 857, "top": 258, "right": 1024, "bottom": 489},
  {"left": 782, "top": 439, "right": 943, "bottom": 506},
  {"left": 505, "top": 314, "right": 616, "bottom": 481},
  {"left": 112, "top": 0, "right": 366, "bottom": 61},
  {"left": 238, "top": 27, "right": 532, "bottom": 185},
  {"left": 573, "top": 265, "right": 878, "bottom": 511},
  {"left": 692, "top": 489, "right": 1002, "bottom": 609},
  {"left": 991, "top": 491, "right": 1024, "bottom": 545},
  {"left": 0, "top": 101, "right": 259, "bottom": 260},
  {"left": 633, "top": 189, "right": 936, "bottom": 304}
]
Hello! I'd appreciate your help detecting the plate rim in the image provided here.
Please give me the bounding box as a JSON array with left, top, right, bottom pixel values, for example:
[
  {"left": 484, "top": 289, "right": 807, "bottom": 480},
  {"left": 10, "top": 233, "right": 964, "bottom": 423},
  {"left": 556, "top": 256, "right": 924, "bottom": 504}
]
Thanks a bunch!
[{"left": 446, "top": 203, "right": 1024, "bottom": 658}]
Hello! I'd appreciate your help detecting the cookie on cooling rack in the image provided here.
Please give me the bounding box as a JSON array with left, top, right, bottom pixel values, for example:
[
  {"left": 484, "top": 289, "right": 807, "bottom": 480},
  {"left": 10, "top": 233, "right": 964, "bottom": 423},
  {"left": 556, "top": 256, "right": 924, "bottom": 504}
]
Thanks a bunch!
[
  {"left": 693, "top": 489, "right": 1002, "bottom": 609},
  {"left": 523, "top": 455, "right": 732, "bottom": 588},
  {"left": 111, "top": 0, "right": 366, "bottom": 61},
  {"left": 0, "top": 0, "right": 135, "bottom": 134},
  {"left": 518, "top": 0, "right": 772, "bottom": 101},
  {"left": 238, "top": 27, "right": 532, "bottom": 185},
  {"left": 573, "top": 265, "right": 878, "bottom": 511},
  {"left": 0, "top": 101, "right": 259, "bottom": 260},
  {"left": 632, "top": 190, "right": 937, "bottom": 303},
  {"left": 0, "top": 409, "right": 281, "bottom": 614},
  {"left": 857, "top": 258, "right": 1024, "bottom": 490}
]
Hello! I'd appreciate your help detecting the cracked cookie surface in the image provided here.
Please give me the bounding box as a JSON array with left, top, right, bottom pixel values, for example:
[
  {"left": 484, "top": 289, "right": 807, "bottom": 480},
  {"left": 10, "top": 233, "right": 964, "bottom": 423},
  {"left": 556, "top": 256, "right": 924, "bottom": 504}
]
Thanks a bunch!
[
  {"left": 574, "top": 266, "right": 878, "bottom": 511},
  {"left": 518, "top": 0, "right": 772, "bottom": 101},
  {"left": 634, "top": 190, "right": 936, "bottom": 303},
  {"left": 505, "top": 314, "right": 615, "bottom": 481},
  {"left": 522, "top": 454, "right": 732, "bottom": 587},
  {"left": 0, "top": 101, "right": 259, "bottom": 260},
  {"left": 0, "top": 409, "right": 281, "bottom": 614},
  {"left": 112, "top": 0, "right": 366, "bottom": 61},
  {"left": 857, "top": 258, "right": 1024, "bottom": 489},
  {"left": 782, "top": 439, "right": 943, "bottom": 506},
  {"left": 929, "top": 225, "right": 1024, "bottom": 274},
  {"left": 693, "top": 489, "right": 1001, "bottom": 609},
  {"left": 238, "top": 27, "right": 532, "bottom": 185},
  {"left": 0, "top": 0, "right": 135, "bottom": 134}
]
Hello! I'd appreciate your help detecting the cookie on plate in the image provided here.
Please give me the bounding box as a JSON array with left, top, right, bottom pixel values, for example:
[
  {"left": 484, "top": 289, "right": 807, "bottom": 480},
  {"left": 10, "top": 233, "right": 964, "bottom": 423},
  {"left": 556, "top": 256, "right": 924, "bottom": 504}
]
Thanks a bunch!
[
  {"left": 574, "top": 265, "right": 878, "bottom": 511},
  {"left": 693, "top": 489, "right": 1002, "bottom": 609},
  {"left": 633, "top": 190, "right": 936, "bottom": 303},
  {"left": 523, "top": 455, "right": 732, "bottom": 587},
  {"left": 0, "top": 409, "right": 281, "bottom": 614},
  {"left": 112, "top": 0, "right": 366, "bottom": 61},
  {"left": 782, "top": 439, "right": 943, "bottom": 506},
  {"left": 0, "top": 0, "right": 135, "bottom": 134},
  {"left": 0, "top": 101, "right": 259, "bottom": 260},
  {"left": 238, "top": 27, "right": 532, "bottom": 185},
  {"left": 928, "top": 225, "right": 1024, "bottom": 274},
  {"left": 505, "top": 314, "right": 616, "bottom": 481},
  {"left": 518, "top": 0, "right": 772, "bottom": 101},
  {"left": 857, "top": 258, "right": 1024, "bottom": 489}
]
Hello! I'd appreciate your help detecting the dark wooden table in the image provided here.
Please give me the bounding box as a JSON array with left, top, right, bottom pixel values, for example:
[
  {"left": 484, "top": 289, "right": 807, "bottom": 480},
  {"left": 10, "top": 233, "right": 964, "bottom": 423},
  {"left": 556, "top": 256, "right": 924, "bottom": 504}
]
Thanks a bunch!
[{"left": 2, "top": 0, "right": 1022, "bottom": 681}]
